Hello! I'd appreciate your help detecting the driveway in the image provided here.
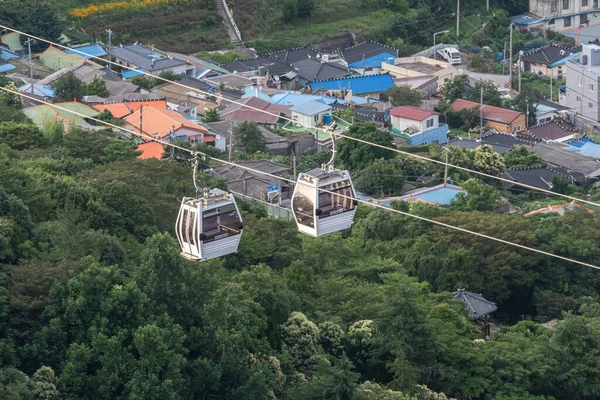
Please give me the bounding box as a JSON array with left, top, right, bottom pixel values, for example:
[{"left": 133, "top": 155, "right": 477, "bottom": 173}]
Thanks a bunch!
[{"left": 457, "top": 65, "right": 510, "bottom": 87}]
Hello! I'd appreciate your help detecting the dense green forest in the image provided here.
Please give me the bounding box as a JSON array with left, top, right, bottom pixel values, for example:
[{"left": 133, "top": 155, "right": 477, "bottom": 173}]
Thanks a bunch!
[{"left": 3, "top": 91, "right": 600, "bottom": 399}]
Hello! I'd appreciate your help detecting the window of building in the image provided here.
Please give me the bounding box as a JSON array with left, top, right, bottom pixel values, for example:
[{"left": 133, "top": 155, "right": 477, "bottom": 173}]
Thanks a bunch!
[
  {"left": 551, "top": 0, "right": 558, "bottom": 11},
  {"left": 314, "top": 114, "right": 319, "bottom": 122},
  {"left": 591, "top": 83, "right": 595, "bottom": 92},
  {"left": 426, "top": 118, "right": 434, "bottom": 128},
  {"left": 564, "top": 16, "right": 572, "bottom": 27},
  {"left": 579, "top": 77, "right": 583, "bottom": 86},
  {"left": 549, "top": 19, "right": 556, "bottom": 25},
  {"left": 590, "top": 102, "right": 594, "bottom": 108},
  {"left": 577, "top": 95, "right": 582, "bottom": 102},
  {"left": 582, "top": 13, "right": 589, "bottom": 24},
  {"left": 595, "top": 0, "right": 599, "bottom": 8},
  {"left": 563, "top": 0, "right": 570, "bottom": 9},
  {"left": 583, "top": 0, "right": 589, "bottom": 7}
]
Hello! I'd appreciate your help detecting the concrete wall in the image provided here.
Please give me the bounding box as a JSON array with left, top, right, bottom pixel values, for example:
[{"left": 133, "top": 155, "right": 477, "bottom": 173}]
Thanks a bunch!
[
  {"left": 530, "top": 0, "right": 600, "bottom": 31},
  {"left": 292, "top": 111, "right": 327, "bottom": 127},
  {"left": 485, "top": 114, "right": 527, "bottom": 133},
  {"left": 521, "top": 60, "right": 567, "bottom": 79},
  {"left": 393, "top": 124, "right": 448, "bottom": 145}
]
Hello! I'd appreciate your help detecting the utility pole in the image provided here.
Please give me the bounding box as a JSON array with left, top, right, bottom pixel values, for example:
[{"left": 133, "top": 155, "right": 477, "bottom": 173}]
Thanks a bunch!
[
  {"left": 25, "top": 38, "right": 33, "bottom": 94},
  {"left": 486, "top": 0, "right": 489, "bottom": 12},
  {"left": 228, "top": 121, "right": 233, "bottom": 162},
  {"left": 105, "top": 29, "right": 112, "bottom": 72},
  {"left": 526, "top": 99, "right": 529, "bottom": 128},
  {"left": 292, "top": 150, "right": 297, "bottom": 180},
  {"left": 518, "top": 50, "right": 523, "bottom": 92},
  {"left": 502, "top": 42, "right": 507, "bottom": 75},
  {"left": 456, "top": 0, "right": 460, "bottom": 37},
  {"left": 509, "top": 23, "right": 513, "bottom": 88},
  {"left": 480, "top": 85, "right": 484, "bottom": 135}
]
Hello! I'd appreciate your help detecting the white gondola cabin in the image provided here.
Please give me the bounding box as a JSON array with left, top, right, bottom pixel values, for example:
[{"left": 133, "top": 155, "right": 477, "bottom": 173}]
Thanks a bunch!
[
  {"left": 291, "top": 168, "right": 357, "bottom": 237},
  {"left": 176, "top": 189, "right": 243, "bottom": 261}
]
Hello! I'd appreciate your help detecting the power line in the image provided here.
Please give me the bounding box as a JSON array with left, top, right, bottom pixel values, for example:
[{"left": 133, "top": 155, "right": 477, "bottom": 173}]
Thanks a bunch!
[
  {"left": 2, "top": 86, "right": 599, "bottom": 271},
  {"left": 4, "top": 24, "right": 600, "bottom": 209}
]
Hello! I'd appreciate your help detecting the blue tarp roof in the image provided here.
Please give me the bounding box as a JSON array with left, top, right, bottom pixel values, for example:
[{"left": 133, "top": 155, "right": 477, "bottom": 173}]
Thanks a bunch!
[
  {"left": 121, "top": 68, "right": 147, "bottom": 79},
  {"left": 18, "top": 84, "right": 55, "bottom": 97},
  {"left": 310, "top": 74, "right": 395, "bottom": 95},
  {"left": 0, "top": 63, "right": 16, "bottom": 73},
  {"left": 0, "top": 48, "right": 20, "bottom": 61},
  {"left": 291, "top": 100, "right": 331, "bottom": 115},
  {"left": 510, "top": 13, "right": 541, "bottom": 26},
  {"left": 568, "top": 138, "right": 600, "bottom": 158},
  {"left": 65, "top": 44, "right": 107, "bottom": 60},
  {"left": 347, "top": 52, "right": 396, "bottom": 68}
]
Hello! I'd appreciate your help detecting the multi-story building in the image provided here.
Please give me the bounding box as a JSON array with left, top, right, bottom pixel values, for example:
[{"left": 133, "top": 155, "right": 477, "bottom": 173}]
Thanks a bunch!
[
  {"left": 565, "top": 43, "right": 600, "bottom": 121},
  {"left": 389, "top": 106, "right": 448, "bottom": 145},
  {"left": 526, "top": 0, "right": 600, "bottom": 32}
]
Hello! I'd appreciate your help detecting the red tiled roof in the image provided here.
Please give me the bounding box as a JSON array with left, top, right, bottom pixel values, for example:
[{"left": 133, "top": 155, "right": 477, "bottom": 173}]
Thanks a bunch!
[
  {"left": 137, "top": 141, "right": 164, "bottom": 159},
  {"left": 125, "top": 106, "right": 207, "bottom": 139},
  {"left": 451, "top": 99, "right": 523, "bottom": 125},
  {"left": 389, "top": 105, "right": 440, "bottom": 121},
  {"left": 93, "top": 99, "right": 167, "bottom": 119}
]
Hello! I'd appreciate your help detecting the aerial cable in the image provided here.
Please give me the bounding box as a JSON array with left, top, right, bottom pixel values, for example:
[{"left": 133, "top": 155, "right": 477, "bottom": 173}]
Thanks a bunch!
[
  {"left": 4, "top": 24, "right": 600, "bottom": 208},
  {"left": 3, "top": 86, "right": 600, "bottom": 270}
]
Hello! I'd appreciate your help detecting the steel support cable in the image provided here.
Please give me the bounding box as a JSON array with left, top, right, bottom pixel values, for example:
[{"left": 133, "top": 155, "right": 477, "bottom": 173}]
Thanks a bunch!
[
  {"left": 4, "top": 24, "right": 600, "bottom": 208},
  {"left": 3, "top": 86, "right": 600, "bottom": 270}
]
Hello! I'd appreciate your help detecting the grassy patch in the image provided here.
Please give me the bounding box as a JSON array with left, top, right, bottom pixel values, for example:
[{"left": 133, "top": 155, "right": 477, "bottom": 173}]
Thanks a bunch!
[{"left": 196, "top": 51, "right": 246, "bottom": 64}]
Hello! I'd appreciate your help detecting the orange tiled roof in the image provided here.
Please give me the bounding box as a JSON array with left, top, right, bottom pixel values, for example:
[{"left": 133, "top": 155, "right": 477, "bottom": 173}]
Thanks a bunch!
[
  {"left": 124, "top": 106, "right": 207, "bottom": 139},
  {"left": 93, "top": 99, "right": 167, "bottom": 119},
  {"left": 137, "top": 141, "right": 164, "bottom": 159}
]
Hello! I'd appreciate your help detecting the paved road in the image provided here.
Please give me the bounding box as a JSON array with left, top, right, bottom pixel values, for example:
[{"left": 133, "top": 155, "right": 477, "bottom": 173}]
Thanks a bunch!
[{"left": 457, "top": 65, "right": 510, "bottom": 87}]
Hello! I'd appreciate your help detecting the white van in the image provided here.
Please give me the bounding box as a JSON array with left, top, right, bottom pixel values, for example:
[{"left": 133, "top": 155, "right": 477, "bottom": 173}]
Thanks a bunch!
[{"left": 438, "top": 47, "right": 462, "bottom": 65}]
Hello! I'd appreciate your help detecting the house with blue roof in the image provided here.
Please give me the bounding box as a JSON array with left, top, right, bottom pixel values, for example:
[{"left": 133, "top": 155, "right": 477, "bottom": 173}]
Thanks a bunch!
[
  {"left": 65, "top": 44, "right": 108, "bottom": 60},
  {"left": 341, "top": 41, "right": 397, "bottom": 70},
  {"left": 309, "top": 73, "right": 395, "bottom": 100},
  {"left": 0, "top": 48, "right": 20, "bottom": 61},
  {"left": 291, "top": 100, "right": 332, "bottom": 127},
  {"left": 18, "top": 84, "right": 55, "bottom": 98},
  {"left": 271, "top": 91, "right": 374, "bottom": 106},
  {"left": 0, "top": 63, "right": 16, "bottom": 73}
]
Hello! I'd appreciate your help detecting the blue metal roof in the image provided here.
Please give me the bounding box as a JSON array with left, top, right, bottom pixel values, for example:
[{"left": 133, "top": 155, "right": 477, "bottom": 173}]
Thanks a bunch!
[
  {"left": 121, "top": 68, "right": 147, "bottom": 79},
  {"left": 0, "top": 63, "right": 15, "bottom": 73},
  {"left": 65, "top": 44, "right": 107, "bottom": 59},
  {"left": 310, "top": 74, "right": 395, "bottom": 95},
  {"left": 510, "top": 13, "right": 541, "bottom": 26},
  {"left": 243, "top": 86, "right": 274, "bottom": 103},
  {"left": 18, "top": 84, "right": 55, "bottom": 97},
  {"left": 549, "top": 52, "right": 580, "bottom": 68},
  {"left": 291, "top": 100, "right": 331, "bottom": 115},
  {"left": 0, "top": 48, "right": 20, "bottom": 61},
  {"left": 348, "top": 52, "right": 396, "bottom": 69}
]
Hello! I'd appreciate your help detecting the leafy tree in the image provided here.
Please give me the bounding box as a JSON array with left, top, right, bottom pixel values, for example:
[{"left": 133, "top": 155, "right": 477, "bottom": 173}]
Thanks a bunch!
[
  {"left": 445, "top": 107, "right": 479, "bottom": 130},
  {"left": 51, "top": 72, "right": 84, "bottom": 102},
  {"left": 441, "top": 74, "right": 470, "bottom": 103},
  {"left": 503, "top": 145, "right": 542, "bottom": 169},
  {"left": 296, "top": 0, "right": 315, "bottom": 18},
  {"left": 157, "top": 70, "right": 182, "bottom": 82},
  {"left": 83, "top": 76, "right": 109, "bottom": 98},
  {"left": 101, "top": 140, "right": 142, "bottom": 163},
  {"left": 0, "top": 367, "right": 32, "bottom": 399},
  {"left": 32, "top": 366, "right": 59, "bottom": 400},
  {"left": 474, "top": 144, "right": 505, "bottom": 176},
  {"left": 353, "top": 158, "right": 406, "bottom": 197},
  {"left": 282, "top": 0, "right": 297, "bottom": 22},
  {"left": 337, "top": 122, "right": 395, "bottom": 171},
  {"left": 233, "top": 121, "right": 267, "bottom": 154},
  {"left": 552, "top": 175, "right": 577, "bottom": 195},
  {"left": 510, "top": 87, "right": 538, "bottom": 127},
  {"left": 469, "top": 80, "right": 503, "bottom": 107},
  {"left": 0, "top": 82, "right": 23, "bottom": 109},
  {"left": 282, "top": 312, "right": 321, "bottom": 372},
  {"left": 387, "top": 85, "right": 423, "bottom": 107},
  {"left": 62, "top": 127, "right": 109, "bottom": 163},
  {"left": 203, "top": 107, "right": 220, "bottom": 123},
  {"left": 0, "top": 1, "right": 62, "bottom": 51},
  {"left": 0, "top": 123, "right": 39, "bottom": 150},
  {"left": 128, "top": 75, "right": 159, "bottom": 90},
  {"left": 451, "top": 178, "right": 500, "bottom": 211}
]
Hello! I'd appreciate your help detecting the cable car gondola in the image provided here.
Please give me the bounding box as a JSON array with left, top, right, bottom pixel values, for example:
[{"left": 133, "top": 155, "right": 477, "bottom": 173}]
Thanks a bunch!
[
  {"left": 176, "top": 156, "right": 243, "bottom": 261},
  {"left": 291, "top": 131, "right": 357, "bottom": 237}
]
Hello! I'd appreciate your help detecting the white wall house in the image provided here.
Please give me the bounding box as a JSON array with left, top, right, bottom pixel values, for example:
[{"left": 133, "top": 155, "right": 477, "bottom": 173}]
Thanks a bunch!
[
  {"left": 291, "top": 100, "right": 332, "bottom": 128},
  {"left": 389, "top": 105, "right": 448, "bottom": 145}
]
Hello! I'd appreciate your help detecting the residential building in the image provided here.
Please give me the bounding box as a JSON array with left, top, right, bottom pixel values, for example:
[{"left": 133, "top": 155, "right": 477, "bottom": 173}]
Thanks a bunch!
[
  {"left": 292, "top": 58, "right": 353, "bottom": 87},
  {"left": 519, "top": 44, "right": 580, "bottom": 79},
  {"left": 330, "top": 103, "right": 387, "bottom": 126},
  {"left": 0, "top": 62, "right": 16, "bottom": 74},
  {"left": 93, "top": 99, "right": 168, "bottom": 118},
  {"left": 567, "top": 137, "right": 600, "bottom": 157},
  {"left": 526, "top": 119, "right": 578, "bottom": 141},
  {"left": 534, "top": 99, "right": 572, "bottom": 123},
  {"left": 137, "top": 141, "right": 165, "bottom": 160},
  {"left": 532, "top": 142, "right": 600, "bottom": 179},
  {"left": 124, "top": 106, "right": 209, "bottom": 142},
  {"left": 39, "top": 46, "right": 101, "bottom": 71},
  {"left": 110, "top": 44, "right": 196, "bottom": 76},
  {"left": 204, "top": 74, "right": 253, "bottom": 91},
  {"left": 451, "top": 99, "right": 527, "bottom": 133},
  {"left": 393, "top": 75, "right": 439, "bottom": 97},
  {"left": 221, "top": 58, "right": 297, "bottom": 88},
  {"left": 165, "top": 52, "right": 229, "bottom": 79},
  {"left": 220, "top": 97, "right": 292, "bottom": 128},
  {"left": 524, "top": 200, "right": 592, "bottom": 216},
  {"left": 389, "top": 106, "right": 448, "bottom": 145},
  {"left": 309, "top": 73, "right": 395, "bottom": 100},
  {"left": 18, "top": 84, "right": 55, "bottom": 99},
  {"left": 268, "top": 47, "right": 318, "bottom": 64},
  {"left": 210, "top": 160, "right": 292, "bottom": 202},
  {"left": 504, "top": 164, "right": 583, "bottom": 191},
  {"left": 64, "top": 44, "right": 108, "bottom": 60},
  {"left": 291, "top": 101, "right": 332, "bottom": 128},
  {"left": 22, "top": 101, "right": 102, "bottom": 131},
  {"left": 565, "top": 43, "right": 600, "bottom": 120},
  {"left": 1, "top": 32, "right": 23, "bottom": 51},
  {"left": 341, "top": 40, "right": 397, "bottom": 70},
  {"left": 383, "top": 56, "right": 465, "bottom": 90},
  {"left": 271, "top": 91, "right": 373, "bottom": 106},
  {"left": 523, "top": 0, "right": 600, "bottom": 32},
  {"left": 375, "top": 184, "right": 466, "bottom": 207}
]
